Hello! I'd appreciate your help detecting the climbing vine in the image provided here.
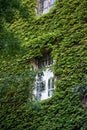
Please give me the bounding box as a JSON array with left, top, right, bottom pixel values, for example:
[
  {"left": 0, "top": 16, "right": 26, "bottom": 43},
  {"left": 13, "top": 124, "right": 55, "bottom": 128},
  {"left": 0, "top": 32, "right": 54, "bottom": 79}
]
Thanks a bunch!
[{"left": 0, "top": 0, "right": 87, "bottom": 129}]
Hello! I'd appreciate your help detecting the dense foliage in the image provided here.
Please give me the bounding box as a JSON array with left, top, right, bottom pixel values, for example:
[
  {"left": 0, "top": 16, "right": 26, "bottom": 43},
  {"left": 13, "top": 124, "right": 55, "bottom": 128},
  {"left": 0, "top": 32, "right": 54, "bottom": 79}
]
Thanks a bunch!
[{"left": 0, "top": 0, "right": 87, "bottom": 129}]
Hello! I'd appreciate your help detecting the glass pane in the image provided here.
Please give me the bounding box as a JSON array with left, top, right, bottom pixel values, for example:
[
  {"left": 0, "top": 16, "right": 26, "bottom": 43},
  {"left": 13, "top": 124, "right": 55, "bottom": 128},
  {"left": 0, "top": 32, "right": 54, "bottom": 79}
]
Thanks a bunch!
[
  {"left": 52, "top": 78, "right": 54, "bottom": 88},
  {"left": 50, "top": 90, "right": 54, "bottom": 96},
  {"left": 48, "top": 78, "right": 54, "bottom": 89},
  {"left": 37, "top": 93, "right": 41, "bottom": 100},
  {"left": 44, "top": 0, "right": 48, "bottom": 8},
  {"left": 40, "top": 81, "right": 45, "bottom": 91},
  {"left": 48, "top": 79, "right": 50, "bottom": 89},
  {"left": 36, "top": 83, "right": 40, "bottom": 92},
  {"left": 50, "top": 0, "right": 55, "bottom": 5},
  {"left": 48, "top": 90, "right": 50, "bottom": 97},
  {"left": 48, "top": 90, "right": 54, "bottom": 97},
  {"left": 43, "top": 8, "right": 48, "bottom": 13}
]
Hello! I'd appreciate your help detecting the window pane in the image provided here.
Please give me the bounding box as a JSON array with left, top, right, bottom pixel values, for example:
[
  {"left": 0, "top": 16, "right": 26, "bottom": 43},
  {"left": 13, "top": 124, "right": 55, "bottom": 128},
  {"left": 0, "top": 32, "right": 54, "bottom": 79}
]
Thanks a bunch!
[
  {"left": 40, "top": 81, "right": 45, "bottom": 91},
  {"left": 37, "top": 93, "right": 41, "bottom": 100},
  {"left": 50, "top": 90, "right": 54, "bottom": 96},
  {"left": 48, "top": 78, "right": 54, "bottom": 89},
  {"left": 36, "top": 83, "right": 40, "bottom": 92},
  {"left": 44, "top": 0, "right": 48, "bottom": 8},
  {"left": 43, "top": 8, "right": 48, "bottom": 13},
  {"left": 50, "top": 0, "right": 55, "bottom": 5},
  {"left": 48, "top": 90, "right": 54, "bottom": 97},
  {"left": 48, "top": 79, "right": 50, "bottom": 89},
  {"left": 52, "top": 78, "right": 54, "bottom": 88},
  {"left": 48, "top": 90, "right": 50, "bottom": 97}
]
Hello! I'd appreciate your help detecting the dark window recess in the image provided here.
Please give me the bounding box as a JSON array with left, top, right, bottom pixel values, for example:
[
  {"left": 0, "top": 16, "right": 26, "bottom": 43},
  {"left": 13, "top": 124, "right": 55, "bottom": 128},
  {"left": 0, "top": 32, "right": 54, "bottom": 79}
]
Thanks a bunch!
[{"left": 38, "top": 54, "right": 53, "bottom": 68}]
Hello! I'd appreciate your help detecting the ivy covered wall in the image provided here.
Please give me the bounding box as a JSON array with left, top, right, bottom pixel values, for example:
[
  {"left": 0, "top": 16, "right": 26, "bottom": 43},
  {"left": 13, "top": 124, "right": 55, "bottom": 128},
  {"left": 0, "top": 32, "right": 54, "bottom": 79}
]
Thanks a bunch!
[{"left": 0, "top": 0, "right": 87, "bottom": 129}]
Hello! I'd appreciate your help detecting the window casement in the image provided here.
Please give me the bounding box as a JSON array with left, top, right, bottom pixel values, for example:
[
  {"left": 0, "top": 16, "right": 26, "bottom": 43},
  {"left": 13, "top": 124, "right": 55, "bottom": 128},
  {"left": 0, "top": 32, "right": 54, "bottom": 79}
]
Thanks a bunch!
[
  {"left": 37, "top": 0, "right": 55, "bottom": 15},
  {"left": 33, "top": 54, "right": 54, "bottom": 100},
  {"left": 48, "top": 77, "right": 54, "bottom": 97}
]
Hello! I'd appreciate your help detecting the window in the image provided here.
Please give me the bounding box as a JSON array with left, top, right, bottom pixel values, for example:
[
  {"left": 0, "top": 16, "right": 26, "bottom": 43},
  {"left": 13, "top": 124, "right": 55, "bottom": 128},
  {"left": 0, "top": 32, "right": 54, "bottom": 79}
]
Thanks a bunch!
[
  {"left": 37, "top": 0, "right": 55, "bottom": 15},
  {"left": 50, "top": 0, "right": 55, "bottom": 6},
  {"left": 34, "top": 54, "right": 54, "bottom": 100},
  {"left": 38, "top": 54, "right": 53, "bottom": 69},
  {"left": 43, "top": 0, "right": 48, "bottom": 13},
  {"left": 48, "top": 77, "right": 54, "bottom": 97}
]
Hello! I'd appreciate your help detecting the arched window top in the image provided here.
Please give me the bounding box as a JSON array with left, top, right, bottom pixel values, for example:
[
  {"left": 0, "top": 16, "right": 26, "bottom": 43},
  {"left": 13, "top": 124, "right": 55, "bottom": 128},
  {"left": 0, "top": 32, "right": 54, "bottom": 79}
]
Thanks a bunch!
[{"left": 38, "top": 54, "right": 53, "bottom": 69}]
